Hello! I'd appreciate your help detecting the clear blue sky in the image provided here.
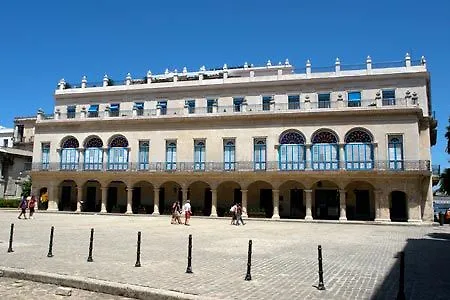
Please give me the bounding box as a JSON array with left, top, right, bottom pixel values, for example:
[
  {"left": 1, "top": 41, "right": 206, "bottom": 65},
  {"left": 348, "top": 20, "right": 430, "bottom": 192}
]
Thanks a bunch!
[{"left": 0, "top": 0, "right": 448, "bottom": 168}]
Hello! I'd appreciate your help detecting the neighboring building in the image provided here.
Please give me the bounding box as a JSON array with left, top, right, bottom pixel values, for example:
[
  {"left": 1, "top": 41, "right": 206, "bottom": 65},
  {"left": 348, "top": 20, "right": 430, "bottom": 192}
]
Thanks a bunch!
[
  {"left": 30, "top": 54, "right": 435, "bottom": 223},
  {"left": 0, "top": 145, "right": 32, "bottom": 199},
  {"left": 13, "top": 116, "right": 36, "bottom": 152},
  {"left": 0, "top": 126, "right": 13, "bottom": 148}
]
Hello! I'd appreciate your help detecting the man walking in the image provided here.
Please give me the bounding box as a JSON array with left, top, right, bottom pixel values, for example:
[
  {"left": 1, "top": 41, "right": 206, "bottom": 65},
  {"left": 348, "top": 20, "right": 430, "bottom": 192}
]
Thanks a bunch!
[
  {"left": 235, "top": 203, "right": 245, "bottom": 226},
  {"left": 17, "top": 195, "right": 28, "bottom": 219},
  {"left": 183, "top": 200, "right": 192, "bottom": 226}
]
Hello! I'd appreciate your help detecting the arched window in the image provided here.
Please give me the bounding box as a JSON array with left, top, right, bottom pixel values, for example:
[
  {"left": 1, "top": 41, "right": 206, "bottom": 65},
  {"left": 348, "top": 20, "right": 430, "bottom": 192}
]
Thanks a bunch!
[
  {"left": 224, "top": 140, "right": 235, "bottom": 170},
  {"left": 166, "top": 141, "right": 177, "bottom": 170},
  {"left": 60, "top": 137, "right": 79, "bottom": 170},
  {"left": 254, "top": 139, "right": 266, "bottom": 170},
  {"left": 84, "top": 137, "right": 103, "bottom": 170},
  {"left": 279, "top": 130, "right": 306, "bottom": 170},
  {"left": 311, "top": 130, "right": 339, "bottom": 170},
  {"left": 344, "top": 129, "right": 373, "bottom": 170},
  {"left": 194, "top": 140, "right": 206, "bottom": 170},
  {"left": 388, "top": 136, "right": 403, "bottom": 170},
  {"left": 108, "top": 136, "right": 129, "bottom": 170}
]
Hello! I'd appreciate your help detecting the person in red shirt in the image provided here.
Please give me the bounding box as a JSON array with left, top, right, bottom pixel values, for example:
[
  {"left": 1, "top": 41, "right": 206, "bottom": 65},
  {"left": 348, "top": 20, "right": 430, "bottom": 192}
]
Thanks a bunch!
[{"left": 28, "top": 195, "right": 37, "bottom": 219}]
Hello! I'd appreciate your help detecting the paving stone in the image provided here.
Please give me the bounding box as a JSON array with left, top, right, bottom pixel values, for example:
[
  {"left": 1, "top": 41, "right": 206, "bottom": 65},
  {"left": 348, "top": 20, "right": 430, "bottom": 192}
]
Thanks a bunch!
[{"left": 55, "top": 287, "right": 72, "bottom": 296}]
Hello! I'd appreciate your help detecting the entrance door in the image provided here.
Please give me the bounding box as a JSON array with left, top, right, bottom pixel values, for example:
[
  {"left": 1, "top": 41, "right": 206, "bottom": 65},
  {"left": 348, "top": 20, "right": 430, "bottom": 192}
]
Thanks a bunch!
[
  {"left": 290, "top": 189, "right": 304, "bottom": 218},
  {"left": 390, "top": 191, "right": 407, "bottom": 222},
  {"left": 60, "top": 186, "right": 71, "bottom": 211},
  {"left": 132, "top": 188, "right": 141, "bottom": 214},
  {"left": 315, "top": 190, "right": 339, "bottom": 220},
  {"left": 234, "top": 189, "right": 242, "bottom": 204},
  {"left": 355, "top": 190, "right": 370, "bottom": 220},
  {"left": 204, "top": 188, "right": 212, "bottom": 216},
  {"left": 260, "top": 189, "right": 273, "bottom": 218},
  {"left": 107, "top": 187, "right": 117, "bottom": 213},
  {"left": 86, "top": 186, "right": 97, "bottom": 212}
]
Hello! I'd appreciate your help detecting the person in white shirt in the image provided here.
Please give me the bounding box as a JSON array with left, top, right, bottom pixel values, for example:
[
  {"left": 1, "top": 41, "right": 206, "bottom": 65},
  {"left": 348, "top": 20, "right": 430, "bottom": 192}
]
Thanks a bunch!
[
  {"left": 230, "top": 204, "right": 237, "bottom": 225},
  {"left": 183, "top": 200, "right": 192, "bottom": 226}
]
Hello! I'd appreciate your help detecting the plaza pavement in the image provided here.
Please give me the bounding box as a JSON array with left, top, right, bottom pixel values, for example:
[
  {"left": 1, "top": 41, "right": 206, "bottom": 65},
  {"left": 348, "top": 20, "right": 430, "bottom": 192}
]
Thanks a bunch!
[{"left": 0, "top": 211, "right": 449, "bottom": 300}]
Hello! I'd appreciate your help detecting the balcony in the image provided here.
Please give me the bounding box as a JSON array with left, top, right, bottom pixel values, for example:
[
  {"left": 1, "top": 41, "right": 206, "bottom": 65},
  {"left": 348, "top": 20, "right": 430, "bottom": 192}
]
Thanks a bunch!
[{"left": 28, "top": 160, "right": 430, "bottom": 173}]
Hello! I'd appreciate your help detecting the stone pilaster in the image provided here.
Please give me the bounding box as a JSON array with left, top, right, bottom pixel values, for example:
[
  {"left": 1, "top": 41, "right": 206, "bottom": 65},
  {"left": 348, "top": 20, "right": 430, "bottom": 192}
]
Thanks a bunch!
[
  {"left": 272, "top": 189, "right": 280, "bottom": 219},
  {"left": 210, "top": 189, "right": 217, "bottom": 217},
  {"left": 241, "top": 189, "right": 248, "bottom": 217},
  {"left": 339, "top": 189, "right": 347, "bottom": 221},
  {"left": 305, "top": 189, "right": 313, "bottom": 220},
  {"left": 126, "top": 188, "right": 133, "bottom": 214},
  {"left": 76, "top": 186, "right": 83, "bottom": 212},
  {"left": 101, "top": 187, "right": 107, "bottom": 213},
  {"left": 374, "top": 189, "right": 390, "bottom": 222},
  {"left": 152, "top": 188, "right": 160, "bottom": 215}
]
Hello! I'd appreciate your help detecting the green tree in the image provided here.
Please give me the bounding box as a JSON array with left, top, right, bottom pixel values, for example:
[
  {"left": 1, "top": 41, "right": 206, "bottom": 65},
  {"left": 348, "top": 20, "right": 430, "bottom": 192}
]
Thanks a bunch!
[{"left": 21, "top": 179, "right": 32, "bottom": 197}]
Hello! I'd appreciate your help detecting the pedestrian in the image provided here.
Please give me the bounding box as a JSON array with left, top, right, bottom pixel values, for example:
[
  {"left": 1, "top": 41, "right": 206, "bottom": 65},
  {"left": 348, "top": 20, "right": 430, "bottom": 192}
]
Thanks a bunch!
[
  {"left": 230, "top": 203, "right": 237, "bottom": 225},
  {"left": 17, "top": 195, "right": 28, "bottom": 219},
  {"left": 175, "top": 201, "right": 183, "bottom": 224},
  {"left": 171, "top": 201, "right": 178, "bottom": 224},
  {"left": 28, "top": 195, "right": 37, "bottom": 219},
  {"left": 235, "top": 203, "right": 245, "bottom": 226},
  {"left": 183, "top": 200, "right": 192, "bottom": 226}
]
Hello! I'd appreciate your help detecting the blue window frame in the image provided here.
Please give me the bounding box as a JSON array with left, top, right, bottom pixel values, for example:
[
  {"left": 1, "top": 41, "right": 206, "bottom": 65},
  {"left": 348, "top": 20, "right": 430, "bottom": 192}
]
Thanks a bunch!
[
  {"left": 108, "top": 136, "right": 129, "bottom": 170},
  {"left": 139, "top": 141, "right": 149, "bottom": 170},
  {"left": 318, "top": 93, "right": 331, "bottom": 108},
  {"left": 312, "top": 144, "right": 339, "bottom": 170},
  {"left": 61, "top": 148, "right": 78, "bottom": 170},
  {"left": 388, "top": 136, "right": 403, "bottom": 170},
  {"left": 224, "top": 140, "right": 235, "bottom": 170},
  {"left": 158, "top": 101, "right": 167, "bottom": 115},
  {"left": 254, "top": 139, "right": 266, "bottom": 170},
  {"left": 134, "top": 102, "right": 144, "bottom": 116},
  {"left": 262, "top": 96, "right": 272, "bottom": 111},
  {"left": 348, "top": 91, "right": 361, "bottom": 107},
  {"left": 67, "top": 105, "right": 76, "bottom": 119},
  {"left": 345, "top": 144, "right": 373, "bottom": 169},
  {"left": 186, "top": 100, "right": 195, "bottom": 114},
  {"left": 166, "top": 141, "right": 177, "bottom": 170},
  {"left": 233, "top": 97, "right": 244, "bottom": 112},
  {"left": 88, "top": 104, "right": 99, "bottom": 118},
  {"left": 110, "top": 104, "right": 120, "bottom": 117},
  {"left": 84, "top": 148, "right": 103, "bottom": 170},
  {"left": 41, "top": 143, "right": 50, "bottom": 170},
  {"left": 194, "top": 140, "right": 205, "bottom": 170},
  {"left": 207, "top": 99, "right": 215, "bottom": 113},
  {"left": 279, "top": 145, "right": 305, "bottom": 170},
  {"left": 382, "top": 90, "right": 396, "bottom": 106},
  {"left": 288, "top": 95, "right": 300, "bottom": 109}
]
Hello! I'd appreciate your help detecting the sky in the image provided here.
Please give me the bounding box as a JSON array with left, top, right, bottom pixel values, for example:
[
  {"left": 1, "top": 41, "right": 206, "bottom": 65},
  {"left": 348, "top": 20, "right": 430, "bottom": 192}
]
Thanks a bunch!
[{"left": 0, "top": 0, "right": 448, "bottom": 169}]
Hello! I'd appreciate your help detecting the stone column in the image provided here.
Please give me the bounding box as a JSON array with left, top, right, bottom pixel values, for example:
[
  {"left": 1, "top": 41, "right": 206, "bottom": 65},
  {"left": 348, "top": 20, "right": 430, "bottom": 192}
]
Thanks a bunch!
[
  {"left": 78, "top": 149, "right": 84, "bottom": 170},
  {"left": 241, "top": 189, "right": 248, "bottom": 217},
  {"left": 305, "top": 189, "right": 313, "bottom": 220},
  {"left": 272, "top": 189, "right": 280, "bottom": 219},
  {"left": 152, "top": 188, "right": 160, "bottom": 215},
  {"left": 76, "top": 186, "right": 83, "bottom": 212},
  {"left": 339, "top": 144, "right": 345, "bottom": 170},
  {"left": 103, "top": 148, "right": 109, "bottom": 170},
  {"left": 48, "top": 185, "right": 59, "bottom": 211},
  {"left": 339, "top": 189, "right": 347, "bottom": 221},
  {"left": 306, "top": 144, "right": 312, "bottom": 169},
  {"left": 101, "top": 187, "right": 108, "bottom": 213},
  {"left": 374, "top": 189, "right": 390, "bottom": 222},
  {"left": 126, "top": 188, "right": 133, "bottom": 214},
  {"left": 210, "top": 189, "right": 217, "bottom": 217}
]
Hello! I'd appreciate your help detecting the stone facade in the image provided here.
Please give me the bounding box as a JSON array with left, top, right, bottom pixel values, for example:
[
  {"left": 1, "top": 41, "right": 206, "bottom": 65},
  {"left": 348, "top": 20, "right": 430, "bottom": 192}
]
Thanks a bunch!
[{"left": 30, "top": 54, "right": 434, "bottom": 222}]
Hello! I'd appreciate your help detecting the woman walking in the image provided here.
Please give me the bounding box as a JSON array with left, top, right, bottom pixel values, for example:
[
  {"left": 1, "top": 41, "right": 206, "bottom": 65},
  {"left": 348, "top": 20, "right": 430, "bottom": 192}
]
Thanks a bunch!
[
  {"left": 183, "top": 200, "right": 192, "bottom": 226},
  {"left": 17, "top": 195, "right": 28, "bottom": 219},
  {"left": 28, "top": 195, "right": 37, "bottom": 219}
]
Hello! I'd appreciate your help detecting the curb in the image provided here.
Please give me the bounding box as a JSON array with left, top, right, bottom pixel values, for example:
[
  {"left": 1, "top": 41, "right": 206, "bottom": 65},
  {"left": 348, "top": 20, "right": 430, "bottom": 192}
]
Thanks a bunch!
[{"left": 0, "top": 266, "right": 214, "bottom": 300}]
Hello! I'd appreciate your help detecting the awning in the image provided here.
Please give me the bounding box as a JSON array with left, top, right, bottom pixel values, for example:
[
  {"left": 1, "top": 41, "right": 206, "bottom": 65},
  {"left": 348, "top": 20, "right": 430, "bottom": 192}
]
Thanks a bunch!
[
  {"left": 88, "top": 105, "right": 99, "bottom": 112},
  {"left": 110, "top": 104, "right": 119, "bottom": 111},
  {"left": 134, "top": 102, "right": 144, "bottom": 109}
]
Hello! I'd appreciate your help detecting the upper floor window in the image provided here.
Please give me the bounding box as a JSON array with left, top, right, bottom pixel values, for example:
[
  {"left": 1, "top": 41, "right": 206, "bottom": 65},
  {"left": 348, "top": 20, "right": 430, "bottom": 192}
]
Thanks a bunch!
[
  {"left": 166, "top": 141, "right": 177, "bottom": 170},
  {"left": 262, "top": 96, "right": 272, "bottom": 111},
  {"left": 84, "top": 137, "right": 103, "bottom": 170},
  {"left": 186, "top": 100, "right": 195, "bottom": 114},
  {"left": 138, "top": 141, "right": 149, "bottom": 170},
  {"left": 388, "top": 135, "right": 403, "bottom": 170},
  {"left": 108, "top": 136, "right": 129, "bottom": 170},
  {"left": 3, "top": 139, "right": 8, "bottom": 147},
  {"left": 67, "top": 105, "right": 76, "bottom": 119},
  {"left": 382, "top": 90, "right": 396, "bottom": 106},
  {"left": 194, "top": 140, "right": 205, "bottom": 170},
  {"left": 158, "top": 100, "right": 167, "bottom": 115},
  {"left": 16, "top": 125, "right": 24, "bottom": 142},
  {"left": 233, "top": 97, "right": 244, "bottom": 112},
  {"left": 347, "top": 91, "right": 361, "bottom": 107},
  {"left": 88, "top": 104, "right": 99, "bottom": 118},
  {"left": 41, "top": 143, "right": 50, "bottom": 170},
  {"left": 134, "top": 102, "right": 144, "bottom": 116},
  {"left": 60, "top": 137, "right": 79, "bottom": 170},
  {"left": 345, "top": 129, "right": 373, "bottom": 170},
  {"left": 207, "top": 99, "right": 215, "bottom": 113},
  {"left": 311, "top": 130, "right": 339, "bottom": 170},
  {"left": 318, "top": 93, "right": 331, "bottom": 108},
  {"left": 254, "top": 138, "right": 267, "bottom": 171},
  {"left": 278, "top": 130, "right": 306, "bottom": 170},
  {"left": 288, "top": 95, "right": 300, "bottom": 110},
  {"left": 224, "top": 139, "right": 235, "bottom": 171},
  {"left": 110, "top": 104, "right": 120, "bottom": 117}
]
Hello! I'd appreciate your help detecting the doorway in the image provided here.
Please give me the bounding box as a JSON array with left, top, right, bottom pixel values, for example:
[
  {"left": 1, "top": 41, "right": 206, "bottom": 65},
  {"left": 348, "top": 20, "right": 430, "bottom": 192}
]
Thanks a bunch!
[
  {"left": 260, "top": 189, "right": 273, "bottom": 218},
  {"left": 60, "top": 186, "right": 72, "bottom": 211},
  {"left": 86, "top": 186, "right": 97, "bottom": 212},
  {"left": 290, "top": 189, "right": 304, "bottom": 218},
  {"left": 315, "top": 190, "right": 339, "bottom": 220},
  {"left": 354, "top": 190, "right": 371, "bottom": 220},
  {"left": 390, "top": 191, "right": 408, "bottom": 222}
]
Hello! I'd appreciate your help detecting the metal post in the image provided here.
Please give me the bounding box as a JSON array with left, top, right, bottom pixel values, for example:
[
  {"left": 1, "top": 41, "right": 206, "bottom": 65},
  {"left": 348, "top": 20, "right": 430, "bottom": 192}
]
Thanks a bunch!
[
  {"left": 439, "top": 213, "right": 444, "bottom": 226},
  {"left": 317, "top": 245, "right": 326, "bottom": 290},
  {"left": 245, "top": 240, "right": 252, "bottom": 281},
  {"left": 135, "top": 231, "right": 141, "bottom": 267},
  {"left": 7, "top": 223, "right": 14, "bottom": 253},
  {"left": 396, "top": 251, "right": 406, "bottom": 300},
  {"left": 87, "top": 228, "right": 94, "bottom": 262},
  {"left": 47, "top": 226, "right": 54, "bottom": 257},
  {"left": 186, "top": 234, "right": 193, "bottom": 273}
]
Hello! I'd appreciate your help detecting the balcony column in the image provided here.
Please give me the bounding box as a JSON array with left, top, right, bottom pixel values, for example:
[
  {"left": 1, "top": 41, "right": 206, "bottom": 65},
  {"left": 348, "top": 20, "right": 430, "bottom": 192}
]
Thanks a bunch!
[
  {"left": 126, "top": 188, "right": 133, "bottom": 214},
  {"left": 48, "top": 184, "right": 59, "bottom": 211},
  {"left": 304, "top": 189, "right": 313, "bottom": 220},
  {"left": 374, "top": 189, "right": 390, "bottom": 222},
  {"left": 101, "top": 187, "right": 107, "bottom": 213},
  {"left": 80, "top": 107, "right": 86, "bottom": 119},
  {"left": 304, "top": 95, "right": 311, "bottom": 110},
  {"left": 339, "top": 144, "right": 345, "bottom": 170},
  {"left": 241, "top": 189, "right": 248, "bottom": 217},
  {"left": 156, "top": 104, "right": 161, "bottom": 116},
  {"left": 305, "top": 144, "right": 312, "bottom": 170},
  {"left": 272, "top": 189, "right": 280, "bottom": 219},
  {"left": 78, "top": 148, "right": 84, "bottom": 170},
  {"left": 103, "top": 148, "right": 109, "bottom": 170},
  {"left": 210, "top": 189, "right": 217, "bottom": 217},
  {"left": 241, "top": 99, "right": 248, "bottom": 112},
  {"left": 212, "top": 100, "right": 218, "bottom": 113},
  {"left": 76, "top": 186, "right": 83, "bottom": 212},
  {"left": 54, "top": 109, "right": 61, "bottom": 120},
  {"left": 152, "top": 188, "right": 160, "bottom": 215},
  {"left": 270, "top": 98, "right": 276, "bottom": 111},
  {"left": 339, "top": 189, "right": 347, "bottom": 221}
]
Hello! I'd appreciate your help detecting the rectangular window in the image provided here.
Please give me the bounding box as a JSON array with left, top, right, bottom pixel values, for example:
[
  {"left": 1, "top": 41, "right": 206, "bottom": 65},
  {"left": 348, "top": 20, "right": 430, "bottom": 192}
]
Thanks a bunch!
[
  {"left": 279, "top": 144, "right": 305, "bottom": 170},
  {"left": 108, "top": 147, "right": 128, "bottom": 170},
  {"left": 233, "top": 97, "right": 244, "bottom": 112},
  {"left": 138, "top": 141, "right": 149, "bottom": 170},
  {"left": 134, "top": 102, "right": 144, "bottom": 116},
  {"left": 84, "top": 148, "right": 103, "bottom": 170},
  {"left": 158, "top": 101, "right": 167, "bottom": 115},
  {"left": 312, "top": 144, "right": 339, "bottom": 170},
  {"left": 254, "top": 139, "right": 266, "bottom": 170},
  {"left": 3, "top": 139, "right": 8, "bottom": 147},
  {"left": 224, "top": 139, "right": 236, "bottom": 171},
  {"left": 262, "top": 96, "right": 272, "bottom": 111},
  {"left": 88, "top": 104, "right": 99, "bottom": 118},
  {"left": 194, "top": 140, "right": 205, "bottom": 171},
  {"left": 41, "top": 143, "right": 50, "bottom": 170},
  {"left": 318, "top": 93, "right": 331, "bottom": 108},
  {"left": 347, "top": 91, "right": 361, "bottom": 107},
  {"left": 61, "top": 148, "right": 79, "bottom": 170},
  {"left": 166, "top": 141, "right": 177, "bottom": 170},
  {"left": 388, "top": 135, "right": 403, "bottom": 170},
  {"left": 67, "top": 105, "right": 76, "bottom": 118},
  {"left": 382, "top": 90, "right": 396, "bottom": 106},
  {"left": 288, "top": 95, "right": 300, "bottom": 110},
  {"left": 110, "top": 104, "right": 120, "bottom": 117},
  {"left": 345, "top": 143, "right": 373, "bottom": 170},
  {"left": 207, "top": 99, "right": 215, "bottom": 113},
  {"left": 186, "top": 100, "right": 195, "bottom": 114}
]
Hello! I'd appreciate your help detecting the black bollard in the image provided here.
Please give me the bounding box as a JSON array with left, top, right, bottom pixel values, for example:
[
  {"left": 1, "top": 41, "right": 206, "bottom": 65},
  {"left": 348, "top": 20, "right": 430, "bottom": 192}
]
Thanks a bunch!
[
  {"left": 7, "top": 223, "right": 14, "bottom": 253},
  {"left": 87, "top": 228, "right": 94, "bottom": 262},
  {"left": 135, "top": 231, "right": 141, "bottom": 267},
  {"left": 186, "top": 234, "right": 193, "bottom": 273},
  {"left": 245, "top": 240, "right": 252, "bottom": 281},
  {"left": 317, "top": 245, "right": 326, "bottom": 290},
  {"left": 47, "top": 226, "right": 54, "bottom": 257},
  {"left": 396, "top": 251, "right": 406, "bottom": 300},
  {"left": 439, "top": 213, "right": 444, "bottom": 226}
]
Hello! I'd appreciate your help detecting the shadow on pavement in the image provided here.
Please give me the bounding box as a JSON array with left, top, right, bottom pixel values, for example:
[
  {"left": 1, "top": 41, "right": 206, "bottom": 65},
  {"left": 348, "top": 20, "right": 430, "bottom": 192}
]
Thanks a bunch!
[{"left": 372, "top": 234, "right": 450, "bottom": 299}]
